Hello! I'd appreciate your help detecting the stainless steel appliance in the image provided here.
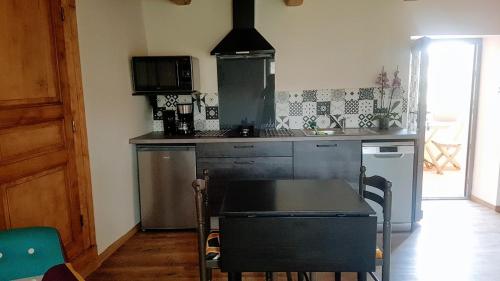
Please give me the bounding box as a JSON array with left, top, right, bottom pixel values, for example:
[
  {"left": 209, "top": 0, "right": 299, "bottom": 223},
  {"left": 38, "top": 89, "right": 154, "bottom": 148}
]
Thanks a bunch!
[
  {"left": 137, "top": 146, "right": 196, "bottom": 230},
  {"left": 362, "top": 142, "right": 415, "bottom": 231},
  {"left": 176, "top": 103, "right": 194, "bottom": 135},
  {"left": 131, "top": 56, "right": 199, "bottom": 94}
]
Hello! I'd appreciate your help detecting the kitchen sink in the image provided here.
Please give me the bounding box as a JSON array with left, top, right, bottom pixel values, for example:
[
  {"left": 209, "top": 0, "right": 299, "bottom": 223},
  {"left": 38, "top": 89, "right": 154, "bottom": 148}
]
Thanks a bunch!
[
  {"left": 302, "top": 129, "right": 344, "bottom": 136},
  {"left": 302, "top": 128, "right": 379, "bottom": 136}
]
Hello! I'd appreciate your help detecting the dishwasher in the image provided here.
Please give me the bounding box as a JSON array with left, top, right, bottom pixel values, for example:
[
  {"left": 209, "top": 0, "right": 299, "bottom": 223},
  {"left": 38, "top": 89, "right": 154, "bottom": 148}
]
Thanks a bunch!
[
  {"left": 137, "top": 145, "right": 196, "bottom": 230},
  {"left": 362, "top": 142, "right": 414, "bottom": 231}
]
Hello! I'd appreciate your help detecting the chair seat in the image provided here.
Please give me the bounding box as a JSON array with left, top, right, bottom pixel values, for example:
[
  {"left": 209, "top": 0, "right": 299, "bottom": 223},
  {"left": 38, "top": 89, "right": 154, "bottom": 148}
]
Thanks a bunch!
[
  {"left": 205, "top": 231, "right": 220, "bottom": 261},
  {"left": 376, "top": 247, "right": 383, "bottom": 259}
]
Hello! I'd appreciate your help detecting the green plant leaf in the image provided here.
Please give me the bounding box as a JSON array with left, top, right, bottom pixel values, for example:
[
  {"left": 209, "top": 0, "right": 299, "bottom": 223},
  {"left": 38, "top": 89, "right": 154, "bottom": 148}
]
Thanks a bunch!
[{"left": 390, "top": 101, "right": 400, "bottom": 112}]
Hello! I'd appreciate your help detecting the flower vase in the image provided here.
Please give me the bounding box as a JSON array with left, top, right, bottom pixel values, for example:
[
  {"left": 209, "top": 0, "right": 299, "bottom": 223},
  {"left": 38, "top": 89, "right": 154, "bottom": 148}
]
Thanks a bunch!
[{"left": 379, "top": 117, "right": 390, "bottom": 130}]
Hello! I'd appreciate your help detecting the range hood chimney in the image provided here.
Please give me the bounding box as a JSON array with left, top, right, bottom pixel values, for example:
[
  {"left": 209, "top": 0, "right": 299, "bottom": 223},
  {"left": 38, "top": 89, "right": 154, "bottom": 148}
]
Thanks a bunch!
[{"left": 210, "top": 0, "right": 275, "bottom": 56}]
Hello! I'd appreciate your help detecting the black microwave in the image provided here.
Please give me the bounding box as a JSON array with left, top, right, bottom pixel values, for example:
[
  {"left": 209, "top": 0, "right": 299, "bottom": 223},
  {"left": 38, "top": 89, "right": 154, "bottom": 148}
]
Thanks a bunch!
[{"left": 131, "top": 56, "right": 199, "bottom": 94}]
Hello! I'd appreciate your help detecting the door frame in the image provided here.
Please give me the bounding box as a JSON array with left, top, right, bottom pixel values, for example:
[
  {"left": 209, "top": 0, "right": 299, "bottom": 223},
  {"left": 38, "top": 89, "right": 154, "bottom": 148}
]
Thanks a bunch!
[{"left": 417, "top": 38, "right": 482, "bottom": 200}]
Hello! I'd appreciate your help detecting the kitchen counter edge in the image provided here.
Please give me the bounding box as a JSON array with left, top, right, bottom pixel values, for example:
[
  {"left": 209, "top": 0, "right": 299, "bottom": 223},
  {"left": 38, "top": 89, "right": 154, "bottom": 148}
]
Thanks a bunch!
[{"left": 129, "top": 129, "right": 417, "bottom": 144}]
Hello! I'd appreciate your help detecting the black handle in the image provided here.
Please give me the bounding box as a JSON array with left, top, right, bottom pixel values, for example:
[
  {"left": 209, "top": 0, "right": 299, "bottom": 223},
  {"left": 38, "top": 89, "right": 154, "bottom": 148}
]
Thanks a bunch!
[
  {"left": 233, "top": 145, "right": 254, "bottom": 149},
  {"left": 316, "top": 144, "right": 338, "bottom": 148},
  {"left": 233, "top": 161, "right": 255, "bottom": 165}
]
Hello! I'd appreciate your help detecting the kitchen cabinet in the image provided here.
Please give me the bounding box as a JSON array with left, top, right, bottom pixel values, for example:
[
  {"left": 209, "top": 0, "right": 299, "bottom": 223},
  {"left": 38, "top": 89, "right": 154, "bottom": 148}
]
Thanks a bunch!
[
  {"left": 196, "top": 142, "right": 293, "bottom": 215},
  {"left": 294, "top": 141, "right": 361, "bottom": 184}
]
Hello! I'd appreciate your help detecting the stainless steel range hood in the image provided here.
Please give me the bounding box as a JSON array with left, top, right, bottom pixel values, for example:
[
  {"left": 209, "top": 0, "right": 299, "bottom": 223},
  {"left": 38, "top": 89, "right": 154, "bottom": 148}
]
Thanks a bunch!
[{"left": 210, "top": 0, "right": 275, "bottom": 56}]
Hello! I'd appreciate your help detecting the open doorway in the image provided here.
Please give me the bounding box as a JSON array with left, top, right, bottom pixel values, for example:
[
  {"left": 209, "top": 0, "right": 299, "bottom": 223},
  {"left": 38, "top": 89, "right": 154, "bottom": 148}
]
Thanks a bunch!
[{"left": 422, "top": 39, "right": 480, "bottom": 199}]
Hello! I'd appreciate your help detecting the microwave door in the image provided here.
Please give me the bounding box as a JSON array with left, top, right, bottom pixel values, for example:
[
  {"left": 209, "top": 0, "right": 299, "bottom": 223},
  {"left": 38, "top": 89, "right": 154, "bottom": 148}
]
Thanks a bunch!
[{"left": 157, "top": 59, "right": 179, "bottom": 90}]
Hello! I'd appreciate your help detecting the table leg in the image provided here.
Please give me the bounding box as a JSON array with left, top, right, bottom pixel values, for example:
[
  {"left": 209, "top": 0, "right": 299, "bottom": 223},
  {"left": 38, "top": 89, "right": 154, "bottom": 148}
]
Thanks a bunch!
[
  {"left": 357, "top": 272, "right": 367, "bottom": 281},
  {"left": 297, "top": 272, "right": 304, "bottom": 281},
  {"left": 228, "top": 272, "right": 242, "bottom": 281},
  {"left": 265, "top": 272, "right": 273, "bottom": 281}
]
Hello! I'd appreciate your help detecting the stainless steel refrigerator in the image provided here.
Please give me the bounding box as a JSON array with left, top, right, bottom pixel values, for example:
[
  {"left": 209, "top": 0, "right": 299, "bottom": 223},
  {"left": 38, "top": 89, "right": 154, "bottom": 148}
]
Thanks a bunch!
[{"left": 137, "top": 146, "right": 196, "bottom": 230}]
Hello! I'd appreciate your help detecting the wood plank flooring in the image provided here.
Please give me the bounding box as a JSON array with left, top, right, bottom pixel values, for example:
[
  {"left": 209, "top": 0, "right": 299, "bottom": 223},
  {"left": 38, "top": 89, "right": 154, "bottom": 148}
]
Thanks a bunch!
[{"left": 88, "top": 200, "right": 500, "bottom": 281}]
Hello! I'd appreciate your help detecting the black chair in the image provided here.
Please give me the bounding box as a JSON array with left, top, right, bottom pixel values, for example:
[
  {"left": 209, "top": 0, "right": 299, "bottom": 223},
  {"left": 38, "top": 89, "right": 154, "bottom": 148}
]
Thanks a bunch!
[
  {"left": 192, "top": 170, "right": 287, "bottom": 281},
  {"left": 335, "top": 166, "right": 392, "bottom": 281}
]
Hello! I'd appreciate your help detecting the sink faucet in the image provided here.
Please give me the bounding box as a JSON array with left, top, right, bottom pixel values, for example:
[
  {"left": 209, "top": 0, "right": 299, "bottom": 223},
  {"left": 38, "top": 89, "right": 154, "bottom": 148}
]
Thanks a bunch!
[{"left": 330, "top": 115, "right": 346, "bottom": 133}]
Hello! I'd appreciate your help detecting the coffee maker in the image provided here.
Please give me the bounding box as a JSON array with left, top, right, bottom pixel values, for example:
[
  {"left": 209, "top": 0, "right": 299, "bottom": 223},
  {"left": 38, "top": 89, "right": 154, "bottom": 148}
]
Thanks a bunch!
[{"left": 176, "top": 103, "right": 194, "bottom": 135}]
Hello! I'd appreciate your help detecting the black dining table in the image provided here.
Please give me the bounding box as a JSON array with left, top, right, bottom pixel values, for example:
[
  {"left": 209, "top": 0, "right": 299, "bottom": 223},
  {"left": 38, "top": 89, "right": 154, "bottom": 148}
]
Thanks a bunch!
[{"left": 218, "top": 179, "right": 377, "bottom": 280}]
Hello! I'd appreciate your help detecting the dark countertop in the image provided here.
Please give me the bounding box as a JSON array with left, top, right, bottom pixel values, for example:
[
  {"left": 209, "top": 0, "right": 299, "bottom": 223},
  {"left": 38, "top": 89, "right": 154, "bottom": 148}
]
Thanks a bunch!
[{"left": 129, "top": 128, "right": 417, "bottom": 144}]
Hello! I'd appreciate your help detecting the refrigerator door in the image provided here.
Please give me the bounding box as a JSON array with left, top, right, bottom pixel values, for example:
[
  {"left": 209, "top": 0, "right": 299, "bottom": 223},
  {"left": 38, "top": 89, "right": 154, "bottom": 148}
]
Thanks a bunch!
[{"left": 138, "top": 146, "right": 196, "bottom": 229}]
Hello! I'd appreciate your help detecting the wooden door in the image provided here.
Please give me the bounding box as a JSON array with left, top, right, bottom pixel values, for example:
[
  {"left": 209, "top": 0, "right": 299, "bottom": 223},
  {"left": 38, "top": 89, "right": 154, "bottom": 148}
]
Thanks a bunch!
[{"left": 0, "top": 0, "right": 94, "bottom": 261}]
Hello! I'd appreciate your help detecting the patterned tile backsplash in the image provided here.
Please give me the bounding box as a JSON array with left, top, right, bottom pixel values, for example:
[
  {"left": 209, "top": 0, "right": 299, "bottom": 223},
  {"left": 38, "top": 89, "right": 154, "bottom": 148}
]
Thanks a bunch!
[{"left": 151, "top": 88, "right": 408, "bottom": 131}]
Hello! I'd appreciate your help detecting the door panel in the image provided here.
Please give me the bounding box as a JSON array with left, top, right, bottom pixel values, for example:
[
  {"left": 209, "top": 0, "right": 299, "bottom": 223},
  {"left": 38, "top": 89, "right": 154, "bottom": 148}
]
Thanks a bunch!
[
  {"left": 0, "top": 0, "right": 60, "bottom": 105},
  {"left": 0, "top": 121, "right": 65, "bottom": 161},
  {"left": 0, "top": 0, "right": 90, "bottom": 260}
]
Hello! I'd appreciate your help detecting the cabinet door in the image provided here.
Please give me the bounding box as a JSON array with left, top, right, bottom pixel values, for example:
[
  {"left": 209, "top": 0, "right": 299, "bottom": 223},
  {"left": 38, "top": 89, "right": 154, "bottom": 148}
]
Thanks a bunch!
[
  {"left": 0, "top": 0, "right": 93, "bottom": 261},
  {"left": 294, "top": 141, "right": 361, "bottom": 183},
  {"left": 197, "top": 157, "right": 293, "bottom": 215}
]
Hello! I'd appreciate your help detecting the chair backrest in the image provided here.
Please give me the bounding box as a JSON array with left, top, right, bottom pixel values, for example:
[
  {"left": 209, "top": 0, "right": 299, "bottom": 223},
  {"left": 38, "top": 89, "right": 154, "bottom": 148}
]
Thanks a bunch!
[
  {"left": 0, "top": 227, "right": 65, "bottom": 280},
  {"left": 192, "top": 169, "right": 210, "bottom": 281},
  {"left": 359, "top": 166, "right": 392, "bottom": 279}
]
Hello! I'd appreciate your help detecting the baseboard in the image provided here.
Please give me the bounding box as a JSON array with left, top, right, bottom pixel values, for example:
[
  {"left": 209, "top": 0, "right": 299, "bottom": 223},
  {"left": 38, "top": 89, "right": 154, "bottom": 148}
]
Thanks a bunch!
[
  {"left": 75, "top": 223, "right": 140, "bottom": 277},
  {"left": 471, "top": 195, "right": 500, "bottom": 213}
]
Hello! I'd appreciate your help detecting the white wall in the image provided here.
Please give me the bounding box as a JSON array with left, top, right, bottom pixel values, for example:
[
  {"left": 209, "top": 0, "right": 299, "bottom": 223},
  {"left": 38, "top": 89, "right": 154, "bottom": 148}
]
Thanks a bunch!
[
  {"left": 472, "top": 36, "right": 500, "bottom": 206},
  {"left": 76, "top": 0, "right": 151, "bottom": 253},
  {"left": 141, "top": 0, "right": 500, "bottom": 93}
]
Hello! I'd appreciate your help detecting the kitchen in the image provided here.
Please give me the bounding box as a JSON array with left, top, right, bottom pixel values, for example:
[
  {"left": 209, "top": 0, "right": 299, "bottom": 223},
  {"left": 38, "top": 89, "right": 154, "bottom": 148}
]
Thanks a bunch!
[{"left": 2, "top": 0, "right": 500, "bottom": 281}]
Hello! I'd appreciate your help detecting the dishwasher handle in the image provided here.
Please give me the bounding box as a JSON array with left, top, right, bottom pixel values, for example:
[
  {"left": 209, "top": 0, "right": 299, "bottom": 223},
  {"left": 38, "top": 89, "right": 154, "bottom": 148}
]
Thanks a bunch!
[{"left": 373, "top": 153, "right": 405, "bottom": 158}]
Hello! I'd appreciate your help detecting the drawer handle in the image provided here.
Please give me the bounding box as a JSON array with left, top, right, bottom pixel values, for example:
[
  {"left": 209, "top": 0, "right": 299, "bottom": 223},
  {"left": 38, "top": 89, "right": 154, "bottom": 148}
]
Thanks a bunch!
[
  {"left": 316, "top": 144, "right": 338, "bottom": 148},
  {"left": 233, "top": 145, "right": 254, "bottom": 149},
  {"left": 234, "top": 160, "right": 255, "bottom": 165}
]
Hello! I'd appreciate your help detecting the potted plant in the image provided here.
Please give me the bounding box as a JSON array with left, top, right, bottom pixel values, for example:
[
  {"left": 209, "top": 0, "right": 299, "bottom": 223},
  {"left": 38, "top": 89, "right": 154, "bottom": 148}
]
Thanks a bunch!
[{"left": 373, "top": 67, "right": 402, "bottom": 130}]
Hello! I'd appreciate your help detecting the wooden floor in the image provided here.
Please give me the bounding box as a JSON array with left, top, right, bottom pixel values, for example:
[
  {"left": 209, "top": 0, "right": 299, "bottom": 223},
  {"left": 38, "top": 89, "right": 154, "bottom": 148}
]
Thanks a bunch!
[{"left": 88, "top": 200, "right": 500, "bottom": 281}]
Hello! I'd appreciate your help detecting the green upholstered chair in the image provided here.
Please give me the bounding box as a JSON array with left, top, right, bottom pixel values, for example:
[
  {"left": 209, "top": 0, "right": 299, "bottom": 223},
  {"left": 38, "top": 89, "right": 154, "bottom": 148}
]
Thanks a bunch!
[{"left": 0, "top": 227, "right": 65, "bottom": 280}]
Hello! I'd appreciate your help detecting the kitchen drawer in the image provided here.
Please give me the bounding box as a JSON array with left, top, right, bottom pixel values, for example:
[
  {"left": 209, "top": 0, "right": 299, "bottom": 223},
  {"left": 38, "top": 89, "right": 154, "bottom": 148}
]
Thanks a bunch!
[
  {"left": 196, "top": 142, "right": 292, "bottom": 158},
  {"left": 294, "top": 141, "right": 361, "bottom": 183},
  {"left": 197, "top": 157, "right": 293, "bottom": 179}
]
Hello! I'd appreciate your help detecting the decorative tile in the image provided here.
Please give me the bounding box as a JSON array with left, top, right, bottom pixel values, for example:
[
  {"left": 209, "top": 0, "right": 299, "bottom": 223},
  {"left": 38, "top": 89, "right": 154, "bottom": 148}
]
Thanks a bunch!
[
  {"left": 205, "top": 93, "right": 219, "bottom": 106},
  {"left": 289, "top": 91, "right": 303, "bottom": 103},
  {"left": 316, "top": 115, "right": 331, "bottom": 129},
  {"left": 164, "top": 94, "right": 178, "bottom": 109},
  {"left": 316, "top": 89, "right": 331, "bottom": 102},
  {"left": 345, "top": 89, "right": 359, "bottom": 101},
  {"left": 276, "top": 116, "right": 290, "bottom": 129},
  {"left": 205, "top": 120, "right": 220, "bottom": 130},
  {"left": 329, "top": 114, "right": 345, "bottom": 129},
  {"left": 303, "top": 115, "right": 317, "bottom": 129},
  {"left": 331, "top": 101, "right": 345, "bottom": 115},
  {"left": 316, "top": 101, "right": 331, "bottom": 116},
  {"left": 194, "top": 119, "right": 206, "bottom": 131},
  {"left": 178, "top": 94, "right": 192, "bottom": 104},
  {"left": 358, "top": 114, "right": 375, "bottom": 128},
  {"left": 157, "top": 95, "right": 167, "bottom": 108},
  {"left": 276, "top": 91, "right": 290, "bottom": 104},
  {"left": 288, "top": 116, "right": 303, "bottom": 129},
  {"left": 359, "top": 100, "right": 374, "bottom": 114},
  {"left": 331, "top": 89, "right": 345, "bottom": 101},
  {"left": 359, "top": 88, "right": 375, "bottom": 100},
  {"left": 345, "top": 100, "right": 359, "bottom": 114},
  {"left": 194, "top": 105, "right": 206, "bottom": 121},
  {"left": 302, "top": 102, "right": 317, "bottom": 116},
  {"left": 276, "top": 102, "right": 290, "bottom": 116},
  {"left": 390, "top": 113, "right": 403, "bottom": 128},
  {"left": 289, "top": 102, "right": 303, "bottom": 116},
  {"left": 206, "top": 106, "right": 219, "bottom": 120},
  {"left": 153, "top": 120, "right": 163, "bottom": 131},
  {"left": 153, "top": 107, "right": 165, "bottom": 120},
  {"left": 303, "top": 90, "right": 317, "bottom": 102},
  {"left": 402, "top": 98, "right": 408, "bottom": 113},
  {"left": 345, "top": 114, "right": 359, "bottom": 128}
]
